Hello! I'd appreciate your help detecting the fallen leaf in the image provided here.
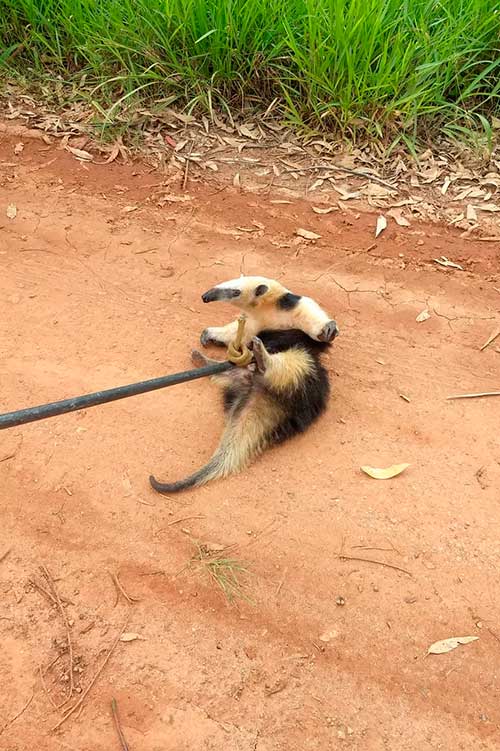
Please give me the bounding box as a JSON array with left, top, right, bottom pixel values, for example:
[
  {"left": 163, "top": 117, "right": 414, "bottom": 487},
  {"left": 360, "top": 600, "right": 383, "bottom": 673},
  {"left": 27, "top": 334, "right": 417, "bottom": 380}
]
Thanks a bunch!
[
  {"left": 387, "top": 208, "right": 410, "bottom": 227},
  {"left": 375, "top": 215, "right": 387, "bottom": 238},
  {"left": 102, "top": 142, "right": 120, "bottom": 164},
  {"left": 296, "top": 228, "right": 321, "bottom": 240},
  {"left": 66, "top": 145, "right": 93, "bottom": 162},
  {"left": 478, "top": 203, "right": 500, "bottom": 213},
  {"left": 312, "top": 205, "right": 337, "bottom": 214},
  {"left": 158, "top": 194, "right": 192, "bottom": 203},
  {"left": 361, "top": 464, "right": 410, "bottom": 479},
  {"left": 433, "top": 256, "right": 464, "bottom": 271},
  {"left": 332, "top": 186, "right": 361, "bottom": 200},
  {"left": 238, "top": 124, "right": 259, "bottom": 140},
  {"left": 14, "top": 142, "right": 24, "bottom": 155},
  {"left": 416, "top": 309, "right": 431, "bottom": 322},
  {"left": 427, "top": 636, "right": 478, "bottom": 655},
  {"left": 233, "top": 172, "right": 241, "bottom": 189},
  {"left": 365, "top": 182, "right": 396, "bottom": 198},
  {"left": 309, "top": 178, "right": 324, "bottom": 192},
  {"left": 164, "top": 134, "right": 177, "bottom": 149},
  {"left": 319, "top": 628, "right": 338, "bottom": 643},
  {"left": 204, "top": 161, "right": 218, "bottom": 171},
  {"left": 122, "top": 205, "right": 138, "bottom": 213},
  {"left": 120, "top": 632, "right": 145, "bottom": 642},
  {"left": 441, "top": 176, "right": 451, "bottom": 195},
  {"left": 466, "top": 204, "right": 477, "bottom": 222},
  {"left": 6, "top": 204, "right": 17, "bottom": 219}
]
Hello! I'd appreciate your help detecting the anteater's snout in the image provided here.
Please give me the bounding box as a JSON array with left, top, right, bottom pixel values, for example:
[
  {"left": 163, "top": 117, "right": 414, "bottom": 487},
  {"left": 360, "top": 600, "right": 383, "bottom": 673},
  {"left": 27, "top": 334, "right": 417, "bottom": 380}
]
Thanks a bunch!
[
  {"left": 202, "top": 287, "right": 240, "bottom": 303},
  {"left": 202, "top": 288, "right": 219, "bottom": 303}
]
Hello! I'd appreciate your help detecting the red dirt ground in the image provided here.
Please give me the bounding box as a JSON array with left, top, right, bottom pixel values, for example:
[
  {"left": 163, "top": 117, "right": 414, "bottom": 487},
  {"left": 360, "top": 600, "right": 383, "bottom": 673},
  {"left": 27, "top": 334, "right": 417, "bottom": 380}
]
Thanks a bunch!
[{"left": 1, "top": 126, "right": 500, "bottom": 751}]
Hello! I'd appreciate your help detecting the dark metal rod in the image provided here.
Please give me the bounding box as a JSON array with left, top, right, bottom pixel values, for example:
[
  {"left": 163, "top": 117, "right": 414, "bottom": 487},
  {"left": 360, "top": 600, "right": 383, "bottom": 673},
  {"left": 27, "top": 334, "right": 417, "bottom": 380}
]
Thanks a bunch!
[{"left": 0, "top": 361, "right": 233, "bottom": 430}]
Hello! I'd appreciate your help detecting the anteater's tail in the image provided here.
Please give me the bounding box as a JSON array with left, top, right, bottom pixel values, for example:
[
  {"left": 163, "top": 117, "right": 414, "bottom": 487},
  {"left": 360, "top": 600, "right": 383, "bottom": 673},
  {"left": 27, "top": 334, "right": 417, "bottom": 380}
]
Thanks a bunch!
[{"left": 149, "top": 410, "right": 272, "bottom": 494}]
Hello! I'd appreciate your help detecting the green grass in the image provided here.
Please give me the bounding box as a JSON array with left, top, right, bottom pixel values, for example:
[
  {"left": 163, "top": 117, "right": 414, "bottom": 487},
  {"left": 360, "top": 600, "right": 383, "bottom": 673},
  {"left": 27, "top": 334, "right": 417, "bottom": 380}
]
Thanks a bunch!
[{"left": 0, "top": 0, "right": 499, "bottom": 144}]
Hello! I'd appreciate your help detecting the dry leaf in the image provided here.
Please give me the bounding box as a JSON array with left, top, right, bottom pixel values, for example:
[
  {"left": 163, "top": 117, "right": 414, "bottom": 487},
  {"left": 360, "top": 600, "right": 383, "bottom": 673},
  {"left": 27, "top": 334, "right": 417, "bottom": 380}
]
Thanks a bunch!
[
  {"left": 433, "top": 256, "right": 463, "bottom": 271},
  {"left": 416, "top": 309, "right": 431, "bottom": 322},
  {"left": 14, "top": 142, "right": 24, "bottom": 155},
  {"left": 319, "top": 628, "right": 338, "bottom": 643},
  {"left": 387, "top": 208, "right": 410, "bottom": 227},
  {"left": 365, "top": 182, "right": 396, "bottom": 198},
  {"left": 312, "top": 205, "right": 337, "bottom": 214},
  {"left": 6, "top": 204, "right": 17, "bottom": 219},
  {"left": 296, "top": 228, "right": 321, "bottom": 240},
  {"left": 122, "top": 205, "right": 138, "bottom": 213},
  {"left": 159, "top": 194, "right": 192, "bottom": 203},
  {"left": 66, "top": 145, "right": 93, "bottom": 162},
  {"left": 361, "top": 463, "right": 410, "bottom": 479},
  {"left": 441, "top": 176, "right": 451, "bottom": 195},
  {"left": 102, "top": 142, "right": 120, "bottom": 164},
  {"left": 466, "top": 204, "right": 477, "bottom": 222},
  {"left": 427, "top": 636, "right": 478, "bottom": 655},
  {"left": 478, "top": 203, "right": 500, "bottom": 213},
  {"left": 332, "top": 186, "right": 361, "bottom": 200},
  {"left": 375, "top": 215, "right": 387, "bottom": 238},
  {"left": 309, "top": 178, "right": 324, "bottom": 192},
  {"left": 233, "top": 172, "right": 241, "bottom": 189},
  {"left": 238, "top": 124, "right": 259, "bottom": 140},
  {"left": 120, "top": 632, "right": 144, "bottom": 642}
]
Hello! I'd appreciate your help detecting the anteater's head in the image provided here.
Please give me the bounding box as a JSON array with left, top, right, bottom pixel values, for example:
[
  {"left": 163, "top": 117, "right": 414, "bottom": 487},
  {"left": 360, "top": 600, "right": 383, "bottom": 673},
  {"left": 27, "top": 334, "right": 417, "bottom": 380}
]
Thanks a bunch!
[
  {"left": 202, "top": 275, "right": 339, "bottom": 343},
  {"left": 201, "top": 276, "right": 287, "bottom": 309}
]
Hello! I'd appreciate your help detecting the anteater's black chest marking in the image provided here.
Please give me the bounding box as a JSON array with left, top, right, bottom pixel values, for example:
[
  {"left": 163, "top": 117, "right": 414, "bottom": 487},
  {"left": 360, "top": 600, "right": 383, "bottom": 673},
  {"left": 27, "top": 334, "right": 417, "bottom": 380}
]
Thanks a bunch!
[{"left": 277, "top": 292, "right": 302, "bottom": 310}]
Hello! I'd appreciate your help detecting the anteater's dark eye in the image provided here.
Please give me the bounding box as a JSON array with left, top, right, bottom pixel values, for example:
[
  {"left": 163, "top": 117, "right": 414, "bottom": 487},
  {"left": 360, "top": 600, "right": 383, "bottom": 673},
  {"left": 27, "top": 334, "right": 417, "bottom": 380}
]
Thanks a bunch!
[{"left": 255, "top": 284, "right": 268, "bottom": 297}]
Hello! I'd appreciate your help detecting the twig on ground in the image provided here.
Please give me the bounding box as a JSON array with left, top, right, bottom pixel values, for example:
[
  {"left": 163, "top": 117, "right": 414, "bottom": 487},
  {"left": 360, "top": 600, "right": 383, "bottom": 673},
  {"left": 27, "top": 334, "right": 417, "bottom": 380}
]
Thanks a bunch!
[
  {"left": 0, "top": 548, "right": 11, "bottom": 564},
  {"left": 111, "top": 698, "right": 130, "bottom": 751},
  {"left": 0, "top": 452, "right": 16, "bottom": 463},
  {"left": 447, "top": 391, "right": 500, "bottom": 400},
  {"left": 167, "top": 515, "right": 205, "bottom": 527},
  {"left": 0, "top": 691, "right": 35, "bottom": 735},
  {"left": 40, "top": 565, "right": 74, "bottom": 703},
  {"left": 275, "top": 568, "right": 287, "bottom": 597},
  {"left": 110, "top": 572, "right": 141, "bottom": 606},
  {"left": 39, "top": 663, "right": 63, "bottom": 710},
  {"left": 29, "top": 578, "right": 57, "bottom": 605},
  {"left": 52, "top": 614, "right": 129, "bottom": 731},
  {"left": 480, "top": 328, "right": 500, "bottom": 352},
  {"left": 278, "top": 160, "right": 395, "bottom": 188},
  {"left": 338, "top": 554, "right": 413, "bottom": 577},
  {"left": 182, "top": 141, "right": 194, "bottom": 190}
]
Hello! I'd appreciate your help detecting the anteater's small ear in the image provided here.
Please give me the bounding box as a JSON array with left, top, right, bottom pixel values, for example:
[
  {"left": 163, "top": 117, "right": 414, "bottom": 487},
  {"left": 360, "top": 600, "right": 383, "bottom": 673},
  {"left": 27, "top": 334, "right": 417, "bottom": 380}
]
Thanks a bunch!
[{"left": 255, "top": 284, "right": 269, "bottom": 297}]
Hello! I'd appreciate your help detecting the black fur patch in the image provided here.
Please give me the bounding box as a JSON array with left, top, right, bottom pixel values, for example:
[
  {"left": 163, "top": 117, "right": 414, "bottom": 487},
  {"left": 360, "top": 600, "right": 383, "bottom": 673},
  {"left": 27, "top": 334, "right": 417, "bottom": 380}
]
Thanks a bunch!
[
  {"left": 277, "top": 292, "right": 301, "bottom": 310},
  {"left": 252, "top": 328, "right": 330, "bottom": 444},
  {"left": 255, "top": 284, "right": 268, "bottom": 297}
]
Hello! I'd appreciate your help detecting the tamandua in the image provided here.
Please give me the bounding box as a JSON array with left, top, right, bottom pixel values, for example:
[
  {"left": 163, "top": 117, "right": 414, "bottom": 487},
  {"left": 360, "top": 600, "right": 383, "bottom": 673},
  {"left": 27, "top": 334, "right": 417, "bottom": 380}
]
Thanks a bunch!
[
  {"left": 199, "top": 276, "right": 338, "bottom": 347},
  {"left": 149, "top": 329, "right": 330, "bottom": 494}
]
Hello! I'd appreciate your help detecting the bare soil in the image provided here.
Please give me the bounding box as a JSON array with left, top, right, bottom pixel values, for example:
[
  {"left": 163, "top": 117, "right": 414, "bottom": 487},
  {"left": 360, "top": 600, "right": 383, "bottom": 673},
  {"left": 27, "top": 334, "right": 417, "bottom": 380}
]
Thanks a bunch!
[{"left": 1, "top": 126, "right": 500, "bottom": 750}]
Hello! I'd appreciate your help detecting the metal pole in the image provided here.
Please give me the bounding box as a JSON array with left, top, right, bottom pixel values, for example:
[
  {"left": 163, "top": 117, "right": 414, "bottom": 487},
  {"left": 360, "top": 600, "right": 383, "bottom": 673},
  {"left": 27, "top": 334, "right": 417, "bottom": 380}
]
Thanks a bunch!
[{"left": 0, "top": 361, "right": 233, "bottom": 430}]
